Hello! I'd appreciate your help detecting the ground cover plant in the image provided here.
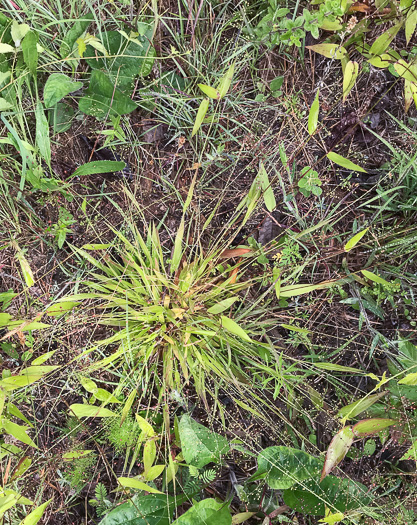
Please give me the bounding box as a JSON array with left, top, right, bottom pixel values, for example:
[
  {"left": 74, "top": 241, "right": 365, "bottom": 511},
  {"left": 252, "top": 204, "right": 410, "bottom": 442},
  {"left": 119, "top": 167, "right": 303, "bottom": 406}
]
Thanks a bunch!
[{"left": 0, "top": 0, "right": 417, "bottom": 523}]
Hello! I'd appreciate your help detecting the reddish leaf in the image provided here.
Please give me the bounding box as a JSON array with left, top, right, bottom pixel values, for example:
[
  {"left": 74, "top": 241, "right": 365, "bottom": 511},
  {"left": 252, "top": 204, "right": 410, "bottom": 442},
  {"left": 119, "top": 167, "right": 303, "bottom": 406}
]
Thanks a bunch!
[{"left": 321, "top": 426, "right": 354, "bottom": 481}]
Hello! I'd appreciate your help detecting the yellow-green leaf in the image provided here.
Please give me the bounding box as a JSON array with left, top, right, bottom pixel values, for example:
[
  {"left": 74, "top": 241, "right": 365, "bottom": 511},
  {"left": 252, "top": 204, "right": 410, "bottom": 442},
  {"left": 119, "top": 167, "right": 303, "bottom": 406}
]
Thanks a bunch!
[
  {"left": 207, "top": 296, "right": 239, "bottom": 314},
  {"left": 11, "top": 21, "right": 30, "bottom": 46},
  {"left": 327, "top": 151, "right": 367, "bottom": 173},
  {"left": 79, "top": 376, "right": 97, "bottom": 393},
  {"left": 369, "top": 21, "right": 403, "bottom": 56},
  {"left": 117, "top": 477, "right": 164, "bottom": 494},
  {"left": 344, "top": 227, "right": 368, "bottom": 252},
  {"left": 31, "top": 350, "right": 57, "bottom": 365},
  {"left": 0, "top": 43, "right": 15, "bottom": 53},
  {"left": 258, "top": 161, "right": 276, "bottom": 211},
  {"left": 343, "top": 61, "right": 359, "bottom": 102},
  {"left": 308, "top": 90, "right": 319, "bottom": 135},
  {"left": 18, "top": 499, "right": 52, "bottom": 525},
  {"left": 394, "top": 59, "right": 417, "bottom": 82},
  {"left": 197, "top": 84, "right": 219, "bottom": 99},
  {"left": 338, "top": 391, "right": 387, "bottom": 420},
  {"left": 135, "top": 414, "right": 155, "bottom": 437},
  {"left": 232, "top": 512, "right": 257, "bottom": 524},
  {"left": 76, "top": 37, "right": 87, "bottom": 57},
  {"left": 306, "top": 44, "right": 347, "bottom": 59},
  {"left": 69, "top": 404, "right": 117, "bottom": 418},
  {"left": 170, "top": 217, "right": 184, "bottom": 272},
  {"left": 361, "top": 270, "right": 390, "bottom": 286},
  {"left": 399, "top": 372, "right": 417, "bottom": 385},
  {"left": 143, "top": 439, "right": 156, "bottom": 473},
  {"left": 352, "top": 418, "right": 396, "bottom": 436},
  {"left": 221, "top": 316, "right": 252, "bottom": 342},
  {"left": 280, "top": 281, "right": 336, "bottom": 297},
  {"left": 46, "top": 301, "right": 79, "bottom": 317},
  {"left": 1, "top": 420, "right": 38, "bottom": 448},
  {"left": 319, "top": 512, "right": 345, "bottom": 524},
  {"left": 121, "top": 389, "right": 136, "bottom": 425},
  {"left": 314, "top": 363, "right": 361, "bottom": 373},
  {"left": 145, "top": 464, "right": 165, "bottom": 481},
  {"left": 192, "top": 98, "right": 209, "bottom": 137},
  {"left": 14, "top": 248, "right": 34, "bottom": 287},
  {"left": 406, "top": 9, "right": 417, "bottom": 44},
  {"left": 217, "top": 62, "right": 235, "bottom": 99},
  {"left": 62, "top": 450, "right": 93, "bottom": 460}
]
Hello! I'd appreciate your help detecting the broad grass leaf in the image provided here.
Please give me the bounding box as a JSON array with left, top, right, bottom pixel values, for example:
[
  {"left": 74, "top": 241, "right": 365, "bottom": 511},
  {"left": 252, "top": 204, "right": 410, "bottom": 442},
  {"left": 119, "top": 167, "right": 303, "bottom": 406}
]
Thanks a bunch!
[
  {"left": 361, "top": 270, "right": 390, "bottom": 286},
  {"left": 69, "top": 404, "right": 117, "bottom": 418},
  {"left": 1, "top": 489, "right": 32, "bottom": 506},
  {"left": 283, "top": 476, "right": 370, "bottom": 515},
  {"left": 369, "top": 21, "right": 403, "bottom": 56},
  {"left": 217, "top": 62, "right": 235, "bottom": 99},
  {"left": 1, "top": 420, "right": 38, "bottom": 448},
  {"left": 192, "top": 98, "right": 209, "bottom": 137},
  {"left": 15, "top": 249, "right": 34, "bottom": 287},
  {"left": 6, "top": 320, "right": 50, "bottom": 332},
  {"left": 79, "top": 376, "right": 97, "bottom": 393},
  {"left": 308, "top": 90, "right": 319, "bottom": 135},
  {"left": 314, "top": 363, "right": 361, "bottom": 373},
  {"left": 98, "top": 493, "right": 177, "bottom": 525},
  {"left": 258, "top": 162, "right": 276, "bottom": 211},
  {"left": 121, "top": 389, "right": 136, "bottom": 425},
  {"left": 327, "top": 152, "right": 367, "bottom": 173},
  {"left": 337, "top": 391, "right": 387, "bottom": 420},
  {"left": 117, "top": 478, "right": 164, "bottom": 494},
  {"left": 46, "top": 301, "right": 79, "bottom": 317},
  {"left": 404, "top": 79, "right": 414, "bottom": 113},
  {"left": 170, "top": 217, "right": 184, "bottom": 272},
  {"left": 198, "top": 84, "right": 219, "bottom": 99},
  {"left": 221, "top": 316, "right": 252, "bottom": 342},
  {"left": 342, "top": 61, "right": 359, "bottom": 102},
  {"left": 279, "top": 281, "right": 336, "bottom": 297},
  {"left": 178, "top": 414, "right": 229, "bottom": 468},
  {"left": 394, "top": 59, "right": 417, "bottom": 82},
  {"left": 344, "top": 227, "right": 368, "bottom": 252},
  {"left": 43, "top": 74, "right": 83, "bottom": 108},
  {"left": 399, "top": 372, "right": 417, "bottom": 385},
  {"left": 352, "top": 418, "right": 397, "bottom": 436},
  {"left": 306, "top": 44, "right": 347, "bottom": 59},
  {"left": 62, "top": 450, "right": 93, "bottom": 460},
  {"left": 35, "top": 102, "right": 51, "bottom": 166},
  {"left": 231, "top": 513, "right": 257, "bottom": 524},
  {"left": 18, "top": 499, "right": 52, "bottom": 525},
  {"left": 21, "top": 31, "right": 38, "bottom": 76},
  {"left": 256, "top": 446, "right": 322, "bottom": 490},
  {"left": 0, "top": 374, "right": 44, "bottom": 391},
  {"left": 172, "top": 499, "right": 232, "bottom": 525},
  {"left": 321, "top": 427, "right": 354, "bottom": 481},
  {"left": 71, "top": 160, "right": 126, "bottom": 178},
  {"left": 207, "top": 296, "right": 239, "bottom": 314},
  {"left": 406, "top": 9, "right": 417, "bottom": 44},
  {"left": 135, "top": 415, "right": 155, "bottom": 437},
  {"left": 143, "top": 439, "right": 156, "bottom": 474},
  {"left": 0, "top": 494, "right": 18, "bottom": 516},
  {"left": 94, "top": 388, "right": 121, "bottom": 404},
  {"left": 145, "top": 464, "right": 165, "bottom": 482}
]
